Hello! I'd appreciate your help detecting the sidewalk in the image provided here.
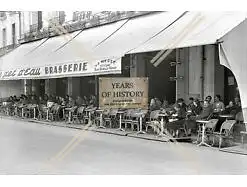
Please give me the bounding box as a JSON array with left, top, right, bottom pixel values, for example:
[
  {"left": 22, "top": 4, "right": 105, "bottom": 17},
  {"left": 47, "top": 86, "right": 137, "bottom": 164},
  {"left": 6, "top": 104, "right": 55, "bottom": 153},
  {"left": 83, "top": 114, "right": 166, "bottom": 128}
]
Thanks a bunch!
[{"left": 0, "top": 114, "right": 173, "bottom": 143}]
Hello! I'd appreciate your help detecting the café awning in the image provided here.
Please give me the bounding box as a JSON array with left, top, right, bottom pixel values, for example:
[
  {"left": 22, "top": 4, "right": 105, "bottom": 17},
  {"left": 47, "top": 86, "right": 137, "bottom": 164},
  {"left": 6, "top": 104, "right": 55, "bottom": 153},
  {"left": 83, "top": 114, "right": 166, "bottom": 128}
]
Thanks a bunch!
[
  {"left": 0, "top": 20, "right": 128, "bottom": 80},
  {"left": 219, "top": 19, "right": 247, "bottom": 123},
  {"left": 104, "top": 11, "right": 247, "bottom": 54},
  {"left": 1, "top": 11, "right": 247, "bottom": 80}
]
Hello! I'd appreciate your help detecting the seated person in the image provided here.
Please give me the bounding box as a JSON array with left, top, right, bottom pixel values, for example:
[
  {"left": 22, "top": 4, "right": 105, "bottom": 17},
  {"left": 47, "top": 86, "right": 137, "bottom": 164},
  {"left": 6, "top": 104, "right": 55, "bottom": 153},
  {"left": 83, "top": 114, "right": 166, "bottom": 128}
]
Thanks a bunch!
[
  {"left": 61, "top": 97, "right": 67, "bottom": 106},
  {"left": 13, "top": 95, "right": 19, "bottom": 102},
  {"left": 67, "top": 96, "right": 76, "bottom": 108},
  {"left": 88, "top": 95, "right": 96, "bottom": 108},
  {"left": 149, "top": 97, "right": 162, "bottom": 111},
  {"left": 75, "top": 96, "right": 84, "bottom": 106},
  {"left": 213, "top": 94, "right": 225, "bottom": 114},
  {"left": 43, "top": 94, "right": 49, "bottom": 103},
  {"left": 22, "top": 95, "right": 29, "bottom": 105},
  {"left": 7, "top": 96, "right": 14, "bottom": 103},
  {"left": 186, "top": 96, "right": 213, "bottom": 134},
  {"left": 193, "top": 98, "right": 203, "bottom": 116},
  {"left": 165, "top": 98, "right": 187, "bottom": 137},
  {"left": 30, "top": 95, "right": 38, "bottom": 104},
  {"left": 228, "top": 97, "right": 242, "bottom": 116},
  {"left": 38, "top": 96, "right": 46, "bottom": 105},
  {"left": 161, "top": 99, "right": 169, "bottom": 109},
  {"left": 194, "top": 97, "right": 213, "bottom": 120}
]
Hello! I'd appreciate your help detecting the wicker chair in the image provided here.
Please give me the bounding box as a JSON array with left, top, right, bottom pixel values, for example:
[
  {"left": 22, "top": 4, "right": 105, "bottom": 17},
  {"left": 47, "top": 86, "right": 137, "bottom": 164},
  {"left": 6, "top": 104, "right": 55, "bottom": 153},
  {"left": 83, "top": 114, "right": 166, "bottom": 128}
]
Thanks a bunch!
[
  {"left": 145, "top": 110, "right": 161, "bottom": 134},
  {"left": 104, "top": 109, "right": 118, "bottom": 128},
  {"left": 212, "top": 120, "right": 236, "bottom": 148},
  {"left": 72, "top": 106, "right": 85, "bottom": 124},
  {"left": 122, "top": 109, "right": 134, "bottom": 130}
]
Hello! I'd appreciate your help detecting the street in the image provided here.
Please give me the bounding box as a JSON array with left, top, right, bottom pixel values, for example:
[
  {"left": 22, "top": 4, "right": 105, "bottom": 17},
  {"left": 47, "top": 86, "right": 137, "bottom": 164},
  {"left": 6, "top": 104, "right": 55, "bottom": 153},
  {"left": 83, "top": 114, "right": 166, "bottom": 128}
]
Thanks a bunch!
[{"left": 0, "top": 117, "right": 247, "bottom": 174}]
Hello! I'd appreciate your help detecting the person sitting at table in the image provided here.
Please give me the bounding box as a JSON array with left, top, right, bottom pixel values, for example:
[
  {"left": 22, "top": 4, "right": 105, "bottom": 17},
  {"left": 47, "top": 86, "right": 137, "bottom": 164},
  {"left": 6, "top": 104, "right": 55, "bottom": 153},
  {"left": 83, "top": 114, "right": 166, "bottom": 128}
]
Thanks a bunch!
[
  {"left": 185, "top": 97, "right": 213, "bottom": 135},
  {"left": 67, "top": 96, "right": 76, "bottom": 108},
  {"left": 43, "top": 94, "right": 49, "bottom": 103},
  {"left": 88, "top": 95, "right": 96, "bottom": 107},
  {"left": 75, "top": 96, "right": 84, "bottom": 107},
  {"left": 213, "top": 95, "right": 225, "bottom": 115},
  {"left": 38, "top": 96, "right": 46, "bottom": 105},
  {"left": 193, "top": 98, "right": 203, "bottom": 116},
  {"left": 12, "top": 95, "right": 19, "bottom": 102},
  {"left": 30, "top": 95, "right": 38, "bottom": 104},
  {"left": 22, "top": 95, "right": 29, "bottom": 105},
  {"left": 165, "top": 98, "right": 187, "bottom": 137},
  {"left": 161, "top": 99, "right": 169, "bottom": 109},
  {"left": 187, "top": 97, "right": 195, "bottom": 109},
  {"left": 150, "top": 97, "right": 162, "bottom": 111},
  {"left": 7, "top": 96, "right": 14, "bottom": 103},
  {"left": 229, "top": 96, "right": 242, "bottom": 116},
  {"left": 65, "top": 95, "right": 70, "bottom": 103}
]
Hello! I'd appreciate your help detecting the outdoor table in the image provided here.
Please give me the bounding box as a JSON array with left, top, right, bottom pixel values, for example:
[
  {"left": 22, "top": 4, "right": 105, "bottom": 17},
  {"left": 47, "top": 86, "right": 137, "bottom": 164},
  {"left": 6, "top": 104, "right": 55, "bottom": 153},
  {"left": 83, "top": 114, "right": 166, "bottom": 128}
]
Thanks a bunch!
[
  {"left": 19, "top": 105, "right": 26, "bottom": 118},
  {"left": 96, "top": 109, "right": 105, "bottom": 128},
  {"left": 219, "top": 114, "right": 234, "bottom": 121},
  {"left": 85, "top": 108, "right": 94, "bottom": 126},
  {"left": 240, "top": 122, "right": 247, "bottom": 146},
  {"left": 196, "top": 120, "right": 211, "bottom": 147},
  {"left": 60, "top": 106, "right": 66, "bottom": 120},
  {"left": 157, "top": 113, "right": 168, "bottom": 136},
  {"left": 43, "top": 106, "right": 50, "bottom": 121},
  {"left": 13, "top": 104, "right": 18, "bottom": 116},
  {"left": 65, "top": 108, "right": 73, "bottom": 124},
  {"left": 136, "top": 112, "right": 146, "bottom": 134},
  {"left": 30, "top": 104, "right": 38, "bottom": 120},
  {"left": 117, "top": 111, "right": 125, "bottom": 131}
]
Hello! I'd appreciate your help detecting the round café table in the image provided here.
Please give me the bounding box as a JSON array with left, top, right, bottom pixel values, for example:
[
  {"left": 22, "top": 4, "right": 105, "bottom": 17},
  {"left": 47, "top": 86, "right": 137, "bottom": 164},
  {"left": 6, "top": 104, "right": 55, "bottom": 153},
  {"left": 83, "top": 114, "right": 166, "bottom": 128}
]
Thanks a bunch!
[
  {"left": 157, "top": 113, "right": 168, "bottom": 136},
  {"left": 96, "top": 109, "right": 105, "bottom": 128},
  {"left": 117, "top": 111, "right": 125, "bottom": 131},
  {"left": 196, "top": 120, "right": 211, "bottom": 147}
]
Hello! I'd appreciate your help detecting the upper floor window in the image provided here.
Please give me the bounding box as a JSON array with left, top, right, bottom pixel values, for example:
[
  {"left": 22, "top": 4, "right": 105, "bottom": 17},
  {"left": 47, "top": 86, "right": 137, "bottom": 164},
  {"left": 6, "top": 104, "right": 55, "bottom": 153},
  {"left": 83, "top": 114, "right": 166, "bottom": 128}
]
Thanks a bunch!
[
  {"left": 12, "top": 23, "right": 16, "bottom": 45},
  {"left": 2, "top": 28, "right": 7, "bottom": 47}
]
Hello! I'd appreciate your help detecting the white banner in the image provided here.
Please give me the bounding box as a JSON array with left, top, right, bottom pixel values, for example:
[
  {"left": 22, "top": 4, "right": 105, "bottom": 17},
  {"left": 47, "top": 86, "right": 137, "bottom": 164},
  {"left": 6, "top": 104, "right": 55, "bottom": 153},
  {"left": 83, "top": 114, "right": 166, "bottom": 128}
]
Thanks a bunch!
[{"left": 0, "top": 57, "right": 121, "bottom": 80}]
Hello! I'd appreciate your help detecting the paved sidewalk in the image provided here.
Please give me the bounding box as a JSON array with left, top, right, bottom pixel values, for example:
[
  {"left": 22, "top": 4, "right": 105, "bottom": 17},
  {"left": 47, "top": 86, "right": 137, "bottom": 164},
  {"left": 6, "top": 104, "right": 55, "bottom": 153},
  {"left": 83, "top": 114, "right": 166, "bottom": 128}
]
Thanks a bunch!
[{"left": 0, "top": 114, "right": 172, "bottom": 143}]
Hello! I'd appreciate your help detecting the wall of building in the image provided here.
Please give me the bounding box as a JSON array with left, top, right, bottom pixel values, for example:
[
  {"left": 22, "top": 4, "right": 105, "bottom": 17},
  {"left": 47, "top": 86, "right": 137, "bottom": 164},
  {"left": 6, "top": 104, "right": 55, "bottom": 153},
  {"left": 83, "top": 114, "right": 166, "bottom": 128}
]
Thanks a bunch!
[
  {"left": 0, "top": 80, "right": 24, "bottom": 98},
  {"left": 177, "top": 44, "right": 225, "bottom": 103},
  {"left": 0, "top": 12, "right": 21, "bottom": 48},
  {"left": 177, "top": 48, "right": 190, "bottom": 102}
]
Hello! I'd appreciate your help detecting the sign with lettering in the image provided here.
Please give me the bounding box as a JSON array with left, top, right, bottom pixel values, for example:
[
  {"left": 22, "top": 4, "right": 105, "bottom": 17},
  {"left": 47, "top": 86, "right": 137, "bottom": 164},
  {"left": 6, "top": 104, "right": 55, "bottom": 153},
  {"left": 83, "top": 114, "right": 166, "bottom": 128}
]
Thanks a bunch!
[
  {"left": 0, "top": 57, "right": 121, "bottom": 80},
  {"left": 99, "top": 77, "right": 149, "bottom": 109}
]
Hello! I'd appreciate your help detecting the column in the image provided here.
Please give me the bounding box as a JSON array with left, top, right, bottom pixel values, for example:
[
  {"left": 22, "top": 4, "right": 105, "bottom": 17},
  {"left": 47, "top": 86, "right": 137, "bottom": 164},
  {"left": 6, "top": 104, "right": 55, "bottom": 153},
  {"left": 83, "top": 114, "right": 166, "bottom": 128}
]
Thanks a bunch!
[
  {"left": 176, "top": 48, "right": 190, "bottom": 101},
  {"left": 31, "top": 79, "right": 40, "bottom": 96},
  {"left": 45, "top": 79, "right": 57, "bottom": 96},
  {"left": 187, "top": 46, "right": 203, "bottom": 100},
  {"left": 24, "top": 79, "right": 32, "bottom": 95},
  {"left": 67, "top": 77, "right": 81, "bottom": 98},
  {"left": 130, "top": 53, "right": 146, "bottom": 77}
]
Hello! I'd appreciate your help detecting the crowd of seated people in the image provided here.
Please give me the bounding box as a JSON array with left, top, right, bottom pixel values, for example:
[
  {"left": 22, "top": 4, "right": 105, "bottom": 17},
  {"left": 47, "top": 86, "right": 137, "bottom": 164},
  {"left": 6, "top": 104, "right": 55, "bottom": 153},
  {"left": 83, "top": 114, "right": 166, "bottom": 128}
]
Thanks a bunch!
[
  {"left": 1, "top": 93, "right": 243, "bottom": 137},
  {"left": 148, "top": 95, "right": 243, "bottom": 138},
  {"left": 1, "top": 94, "right": 97, "bottom": 119}
]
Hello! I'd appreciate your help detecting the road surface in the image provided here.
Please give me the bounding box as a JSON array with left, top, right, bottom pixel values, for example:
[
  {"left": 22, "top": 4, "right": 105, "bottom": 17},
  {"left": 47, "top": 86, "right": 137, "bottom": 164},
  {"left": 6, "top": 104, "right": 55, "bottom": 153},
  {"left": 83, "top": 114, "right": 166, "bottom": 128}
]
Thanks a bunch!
[{"left": 0, "top": 117, "right": 247, "bottom": 174}]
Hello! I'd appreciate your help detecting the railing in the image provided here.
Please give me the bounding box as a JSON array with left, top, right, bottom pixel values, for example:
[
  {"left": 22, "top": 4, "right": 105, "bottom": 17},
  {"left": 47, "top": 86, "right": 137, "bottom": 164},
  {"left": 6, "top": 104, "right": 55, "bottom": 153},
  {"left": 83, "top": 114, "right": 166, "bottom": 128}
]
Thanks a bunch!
[{"left": 20, "top": 11, "right": 154, "bottom": 43}]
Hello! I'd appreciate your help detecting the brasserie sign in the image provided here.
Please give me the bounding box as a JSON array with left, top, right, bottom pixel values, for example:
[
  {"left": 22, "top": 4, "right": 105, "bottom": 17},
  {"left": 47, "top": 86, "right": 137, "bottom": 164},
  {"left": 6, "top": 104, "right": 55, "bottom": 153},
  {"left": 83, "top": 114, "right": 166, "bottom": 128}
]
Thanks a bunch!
[
  {"left": 0, "top": 58, "right": 121, "bottom": 80},
  {"left": 99, "top": 77, "right": 149, "bottom": 109}
]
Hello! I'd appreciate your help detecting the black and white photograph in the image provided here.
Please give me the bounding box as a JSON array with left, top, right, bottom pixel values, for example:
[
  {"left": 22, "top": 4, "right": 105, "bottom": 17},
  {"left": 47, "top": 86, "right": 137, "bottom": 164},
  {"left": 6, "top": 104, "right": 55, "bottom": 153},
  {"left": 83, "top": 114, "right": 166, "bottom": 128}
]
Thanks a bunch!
[{"left": 0, "top": 0, "right": 247, "bottom": 181}]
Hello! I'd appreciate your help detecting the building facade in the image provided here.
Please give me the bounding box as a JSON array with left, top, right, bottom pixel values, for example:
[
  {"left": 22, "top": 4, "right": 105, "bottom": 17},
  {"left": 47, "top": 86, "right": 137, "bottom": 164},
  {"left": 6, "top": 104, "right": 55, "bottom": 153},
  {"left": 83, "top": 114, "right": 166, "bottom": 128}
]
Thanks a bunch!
[{"left": 0, "top": 11, "right": 240, "bottom": 106}]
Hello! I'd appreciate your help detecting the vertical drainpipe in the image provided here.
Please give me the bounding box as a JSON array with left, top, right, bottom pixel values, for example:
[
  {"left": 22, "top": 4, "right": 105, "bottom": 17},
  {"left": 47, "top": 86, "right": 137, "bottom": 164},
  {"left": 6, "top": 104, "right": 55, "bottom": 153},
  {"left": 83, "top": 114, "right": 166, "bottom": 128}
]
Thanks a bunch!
[{"left": 201, "top": 45, "right": 206, "bottom": 100}]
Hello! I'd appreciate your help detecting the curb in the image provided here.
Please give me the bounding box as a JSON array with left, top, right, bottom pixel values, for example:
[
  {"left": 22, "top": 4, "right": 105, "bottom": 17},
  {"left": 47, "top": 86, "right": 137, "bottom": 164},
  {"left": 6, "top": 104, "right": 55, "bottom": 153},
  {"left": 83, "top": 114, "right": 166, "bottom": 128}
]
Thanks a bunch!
[{"left": 0, "top": 115, "right": 171, "bottom": 143}]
